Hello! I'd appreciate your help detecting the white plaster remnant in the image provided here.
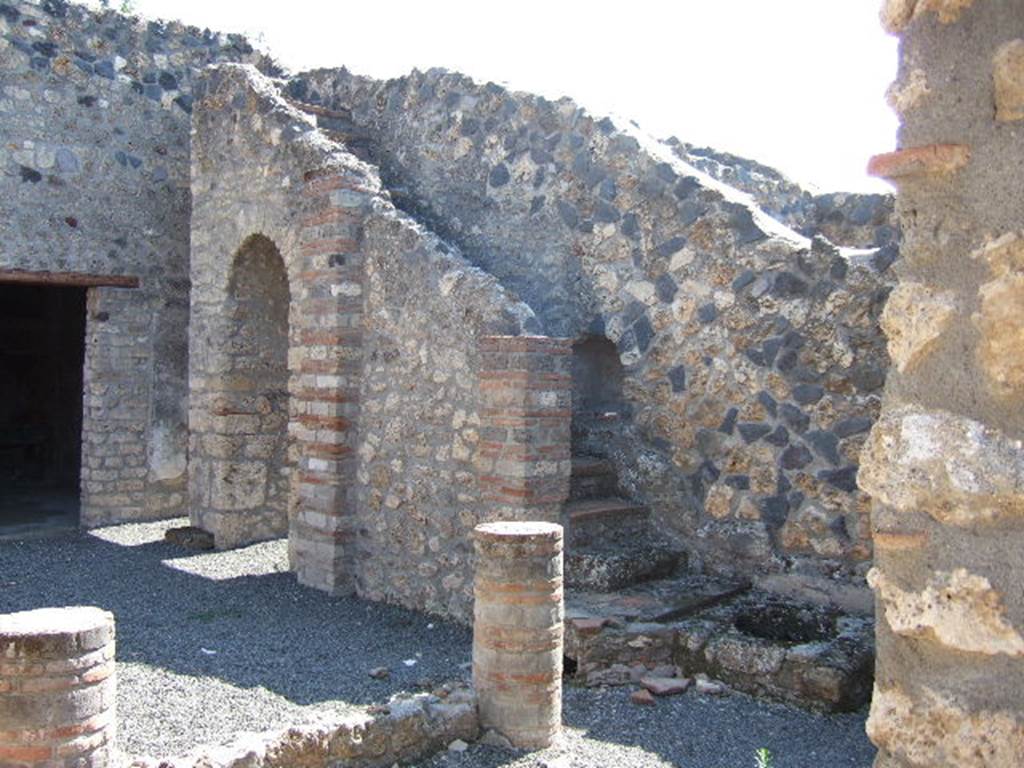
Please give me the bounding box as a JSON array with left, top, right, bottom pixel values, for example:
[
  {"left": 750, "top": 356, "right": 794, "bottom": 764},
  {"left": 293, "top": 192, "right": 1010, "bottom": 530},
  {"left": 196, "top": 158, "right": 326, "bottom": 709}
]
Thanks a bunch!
[
  {"left": 330, "top": 282, "right": 362, "bottom": 297},
  {"left": 859, "top": 405, "right": 1024, "bottom": 525}
]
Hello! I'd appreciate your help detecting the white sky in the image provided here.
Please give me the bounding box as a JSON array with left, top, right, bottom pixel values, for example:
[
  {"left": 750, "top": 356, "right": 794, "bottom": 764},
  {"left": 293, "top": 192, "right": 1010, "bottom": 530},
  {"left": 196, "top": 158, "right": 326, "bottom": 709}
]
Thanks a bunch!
[{"left": 120, "top": 0, "right": 899, "bottom": 193}]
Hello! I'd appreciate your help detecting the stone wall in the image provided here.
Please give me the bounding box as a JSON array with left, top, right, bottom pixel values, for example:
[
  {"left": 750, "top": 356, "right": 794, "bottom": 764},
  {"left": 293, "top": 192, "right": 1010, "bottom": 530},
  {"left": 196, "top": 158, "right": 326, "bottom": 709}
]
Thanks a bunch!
[
  {"left": 355, "top": 207, "right": 539, "bottom": 619},
  {"left": 190, "top": 63, "right": 564, "bottom": 619},
  {"left": 862, "top": 1, "right": 1024, "bottom": 765},
  {"left": 286, "top": 67, "right": 895, "bottom": 602},
  {"left": 0, "top": 0, "right": 272, "bottom": 524},
  {"left": 3, "top": 0, "right": 906, "bottom": 617}
]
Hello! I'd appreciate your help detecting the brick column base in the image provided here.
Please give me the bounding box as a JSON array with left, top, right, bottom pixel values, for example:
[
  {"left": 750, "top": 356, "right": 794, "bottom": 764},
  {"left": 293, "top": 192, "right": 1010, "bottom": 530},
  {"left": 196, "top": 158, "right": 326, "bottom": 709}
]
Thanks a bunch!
[
  {"left": 473, "top": 521, "right": 563, "bottom": 749},
  {"left": 0, "top": 607, "right": 116, "bottom": 768}
]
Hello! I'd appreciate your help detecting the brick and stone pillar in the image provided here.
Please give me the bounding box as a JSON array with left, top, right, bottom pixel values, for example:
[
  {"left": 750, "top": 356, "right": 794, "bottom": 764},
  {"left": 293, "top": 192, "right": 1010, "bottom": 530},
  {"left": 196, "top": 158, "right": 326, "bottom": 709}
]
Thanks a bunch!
[
  {"left": 288, "top": 169, "right": 369, "bottom": 595},
  {"left": 0, "top": 607, "right": 116, "bottom": 767},
  {"left": 477, "top": 336, "right": 572, "bottom": 523},
  {"left": 862, "top": 2, "right": 1024, "bottom": 766},
  {"left": 473, "top": 521, "right": 564, "bottom": 749}
]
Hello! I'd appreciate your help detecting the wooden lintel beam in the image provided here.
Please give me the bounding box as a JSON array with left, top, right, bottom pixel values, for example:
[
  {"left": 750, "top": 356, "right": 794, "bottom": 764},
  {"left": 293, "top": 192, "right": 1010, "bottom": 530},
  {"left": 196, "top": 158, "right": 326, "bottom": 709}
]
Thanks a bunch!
[{"left": 0, "top": 270, "right": 140, "bottom": 288}]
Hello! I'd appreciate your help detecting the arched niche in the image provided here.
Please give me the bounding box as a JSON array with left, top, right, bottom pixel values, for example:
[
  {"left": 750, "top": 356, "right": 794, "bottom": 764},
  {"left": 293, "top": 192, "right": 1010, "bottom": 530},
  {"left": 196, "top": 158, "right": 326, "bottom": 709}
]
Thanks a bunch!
[
  {"left": 570, "top": 334, "right": 627, "bottom": 454},
  {"left": 207, "top": 233, "right": 292, "bottom": 547}
]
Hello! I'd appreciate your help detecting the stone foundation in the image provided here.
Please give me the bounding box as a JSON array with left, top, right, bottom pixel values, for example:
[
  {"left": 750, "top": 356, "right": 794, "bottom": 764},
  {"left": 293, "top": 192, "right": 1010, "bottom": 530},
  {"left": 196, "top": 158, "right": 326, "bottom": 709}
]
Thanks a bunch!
[
  {"left": 564, "top": 576, "right": 873, "bottom": 712},
  {"left": 473, "top": 521, "right": 564, "bottom": 749},
  {"left": 128, "top": 686, "right": 478, "bottom": 768},
  {"left": 0, "top": 606, "right": 116, "bottom": 768}
]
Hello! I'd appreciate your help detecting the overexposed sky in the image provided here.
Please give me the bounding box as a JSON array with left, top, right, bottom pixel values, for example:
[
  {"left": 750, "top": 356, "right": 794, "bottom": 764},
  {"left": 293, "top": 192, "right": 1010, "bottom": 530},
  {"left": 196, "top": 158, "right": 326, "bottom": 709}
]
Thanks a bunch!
[{"left": 115, "top": 0, "right": 899, "bottom": 193}]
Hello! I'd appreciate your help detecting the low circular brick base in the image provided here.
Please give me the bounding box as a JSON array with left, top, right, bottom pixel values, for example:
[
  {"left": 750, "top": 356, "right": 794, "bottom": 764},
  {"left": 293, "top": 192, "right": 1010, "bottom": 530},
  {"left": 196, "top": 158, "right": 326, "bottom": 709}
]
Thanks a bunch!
[
  {"left": 0, "top": 606, "right": 116, "bottom": 768},
  {"left": 473, "top": 521, "right": 564, "bottom": 749}
]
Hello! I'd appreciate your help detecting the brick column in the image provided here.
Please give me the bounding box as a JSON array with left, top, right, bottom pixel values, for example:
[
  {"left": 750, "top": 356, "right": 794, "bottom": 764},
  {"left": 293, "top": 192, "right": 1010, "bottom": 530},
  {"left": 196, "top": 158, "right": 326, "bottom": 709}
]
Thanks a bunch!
[
  {"left": 0, "top": 607, "right": 116, "bottom": 768},
  {"left": 473, "top": 521, "right": 564, "bottom": 749},
  {"left": 288, "top": 169, "right": 368, "bottom": 595},
  {"left": 477, "top": 336, "right": 572, "bottom": 523}
]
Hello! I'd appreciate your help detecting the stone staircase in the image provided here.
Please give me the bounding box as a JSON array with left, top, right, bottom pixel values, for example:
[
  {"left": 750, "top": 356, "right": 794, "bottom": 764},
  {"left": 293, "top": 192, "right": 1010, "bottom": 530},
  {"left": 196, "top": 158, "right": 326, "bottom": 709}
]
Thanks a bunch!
[{"left": 563, "top": 455, "right": 685, "bottom": 592}]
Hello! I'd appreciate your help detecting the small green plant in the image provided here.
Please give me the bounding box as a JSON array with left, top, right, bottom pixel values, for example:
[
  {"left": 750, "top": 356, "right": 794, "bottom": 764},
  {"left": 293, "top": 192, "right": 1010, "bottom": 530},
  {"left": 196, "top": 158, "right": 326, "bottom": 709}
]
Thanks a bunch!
[
  {"left": 119, "top": 0, "right": 135, "bottom": 14},
  {"left": 755, "top": 748, "right": 773, "bottom": 768}
]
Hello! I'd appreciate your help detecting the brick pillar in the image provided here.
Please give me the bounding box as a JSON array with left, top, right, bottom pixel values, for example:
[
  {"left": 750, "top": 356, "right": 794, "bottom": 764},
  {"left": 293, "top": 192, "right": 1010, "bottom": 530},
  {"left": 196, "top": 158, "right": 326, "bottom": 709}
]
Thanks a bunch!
[
  {"left": 0, "top": 607, "right": 116, "bottom": 768},
  {"left": 473, "top": 521, "right": 564, "bottom": 749},
  {"left": 477, "top": 336, "right": 572, "bottom": 523},
  {"left": 80, "top": 287, "right": 153, "bottom": 526},
  {"left": 288, "top": 169, "right": 368, "bottom": 595}
]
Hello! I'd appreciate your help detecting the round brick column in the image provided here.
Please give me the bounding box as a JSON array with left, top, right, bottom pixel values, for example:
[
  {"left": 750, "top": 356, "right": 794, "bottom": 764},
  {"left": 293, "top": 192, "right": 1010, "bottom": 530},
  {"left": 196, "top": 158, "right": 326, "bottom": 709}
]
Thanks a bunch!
[
  {"left": 473, "top": 521, "right": 563, "bottom": 749},
  {"left": 0, "top": 607, "right": 116, "bottom": 768}
]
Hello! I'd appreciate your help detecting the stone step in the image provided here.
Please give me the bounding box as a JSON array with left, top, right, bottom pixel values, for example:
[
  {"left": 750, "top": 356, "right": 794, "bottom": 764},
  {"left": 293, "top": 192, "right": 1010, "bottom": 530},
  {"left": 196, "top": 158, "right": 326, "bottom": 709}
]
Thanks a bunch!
[
  {"left": 565, "top": 538, "right": 685, "bottom": 592},
  {"left": 565, "top": 497, "right": 646, "bottom": 524},
  {"left": 569, "top": 456, "right": 618, "bottom": 500},
  {"left": 564, "top": 497, "right": 648, "bottom": 546},
  {"left": 566, "top": 573, "right": 750, "bottom": 629}
]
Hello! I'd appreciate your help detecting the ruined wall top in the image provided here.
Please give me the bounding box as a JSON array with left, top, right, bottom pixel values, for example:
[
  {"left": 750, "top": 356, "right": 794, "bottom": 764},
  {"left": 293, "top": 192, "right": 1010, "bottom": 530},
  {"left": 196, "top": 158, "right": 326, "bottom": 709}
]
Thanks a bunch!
[{"left": 668, "top": 140, "right": 898, "bottom": 251}]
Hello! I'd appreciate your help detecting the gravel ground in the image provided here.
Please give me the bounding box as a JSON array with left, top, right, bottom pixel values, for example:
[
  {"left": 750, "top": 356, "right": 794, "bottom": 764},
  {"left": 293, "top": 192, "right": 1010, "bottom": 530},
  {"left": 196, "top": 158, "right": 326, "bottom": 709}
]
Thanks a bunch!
[
  {"left": 0, "top": 518, "right": 875, "bottom": 766},
  {"left": 417, "top": 686, "right": 874, "bottom": 768}
]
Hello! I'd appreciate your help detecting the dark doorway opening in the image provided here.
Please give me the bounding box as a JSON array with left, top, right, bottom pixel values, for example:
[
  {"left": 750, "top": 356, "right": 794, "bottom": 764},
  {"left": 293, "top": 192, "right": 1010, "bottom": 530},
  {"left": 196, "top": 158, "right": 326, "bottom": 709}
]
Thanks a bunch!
[
  {"left": 0, "top": 283, "right": 87, "bottom": 536},
  {"left": 570, "top": 334, "right": 627, "bottom": 455}
]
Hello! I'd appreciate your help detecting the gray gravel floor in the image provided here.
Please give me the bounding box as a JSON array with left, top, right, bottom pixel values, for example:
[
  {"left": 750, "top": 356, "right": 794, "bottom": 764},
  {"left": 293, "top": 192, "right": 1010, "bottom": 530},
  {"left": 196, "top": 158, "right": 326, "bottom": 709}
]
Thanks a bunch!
[{"left": 0, "top": 518, "right": 875, "bottom": 766}]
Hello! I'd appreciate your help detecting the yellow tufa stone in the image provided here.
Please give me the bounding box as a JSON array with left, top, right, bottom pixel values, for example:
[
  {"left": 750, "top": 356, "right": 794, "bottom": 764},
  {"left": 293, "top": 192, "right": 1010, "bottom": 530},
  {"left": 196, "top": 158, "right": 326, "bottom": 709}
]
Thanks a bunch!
[
  {"left": 867, "top": 685, "right": 1024, "bottom": 767},
  {"left": 880, "top": 282, "right": 957, "bottom": 374},
  {"left": 880, "top": 0, "right": 918, "bottom": 34},
  {"left": 868, "top": 567, "right": 1024, "bottom": 656},
  {"left": 880, "top": 0, "right": 976, "bottom": 34},
  {"left": 859, "top": 405, "right": 1024, "bottom": 525},
  {"left": 780, "top": 503, "right": 846, "bottom": 558},
  {"left": 994, "top": 39, "right": 1024, "bottom": 122},
  {"left": 886, "top": 69, "right": 931, "bottom": 115},
  {"left": 972, "top": 233, "right": 1024, "bottom": 397},
  {"left": 915, "top": 0, "right": 977, "bottom": 24}
]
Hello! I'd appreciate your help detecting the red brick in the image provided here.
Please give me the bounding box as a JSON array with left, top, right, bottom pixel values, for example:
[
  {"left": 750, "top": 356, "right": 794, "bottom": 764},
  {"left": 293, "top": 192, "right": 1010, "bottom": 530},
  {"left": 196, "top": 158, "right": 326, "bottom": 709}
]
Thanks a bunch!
[{"left": 867, "top": 144, "right": 970, "bottom": 180}]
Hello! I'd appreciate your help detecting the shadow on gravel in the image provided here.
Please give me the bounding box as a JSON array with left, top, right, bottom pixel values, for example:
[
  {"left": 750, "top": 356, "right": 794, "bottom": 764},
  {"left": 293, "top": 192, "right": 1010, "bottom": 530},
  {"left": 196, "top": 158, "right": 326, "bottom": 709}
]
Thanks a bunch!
[
  {"left": 1, "top": 525, "right": 472, "bottom": 708},
  {"left": 2, "top": 524, "right": 875, "bottom": 767}
]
